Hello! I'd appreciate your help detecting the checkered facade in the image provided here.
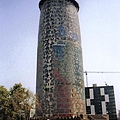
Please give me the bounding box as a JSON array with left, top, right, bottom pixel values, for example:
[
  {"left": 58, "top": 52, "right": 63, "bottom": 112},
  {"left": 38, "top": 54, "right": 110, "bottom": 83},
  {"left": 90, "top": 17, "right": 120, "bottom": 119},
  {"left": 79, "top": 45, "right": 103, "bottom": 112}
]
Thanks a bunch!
[{"left": 85, "top": 86, "right": 117, "bottom": 120}]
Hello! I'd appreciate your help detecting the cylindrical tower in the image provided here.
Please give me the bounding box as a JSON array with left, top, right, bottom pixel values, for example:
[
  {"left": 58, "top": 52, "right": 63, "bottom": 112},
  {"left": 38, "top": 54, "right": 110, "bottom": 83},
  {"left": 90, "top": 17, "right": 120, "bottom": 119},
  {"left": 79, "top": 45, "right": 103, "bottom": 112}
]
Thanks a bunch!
[{"left": 36, "top": 0, "right": 85, "bottom": 117}]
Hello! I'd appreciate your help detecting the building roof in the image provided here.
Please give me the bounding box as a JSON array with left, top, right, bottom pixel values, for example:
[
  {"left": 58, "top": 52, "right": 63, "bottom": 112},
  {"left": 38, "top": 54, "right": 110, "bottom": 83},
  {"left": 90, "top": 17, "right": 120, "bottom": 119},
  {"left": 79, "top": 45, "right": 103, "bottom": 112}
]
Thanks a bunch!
[
  {"left": 85, "top": 85, "right": 113, "bottom": 88},
  {"left": 39, "top": 0, "right": 79, "bottom": 11}
]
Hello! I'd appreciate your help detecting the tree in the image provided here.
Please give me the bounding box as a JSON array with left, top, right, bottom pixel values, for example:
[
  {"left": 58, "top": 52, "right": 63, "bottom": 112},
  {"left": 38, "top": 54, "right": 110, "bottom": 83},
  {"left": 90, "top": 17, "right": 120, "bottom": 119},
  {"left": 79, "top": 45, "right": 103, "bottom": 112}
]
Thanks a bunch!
[
  {"left": 0, "top": 86, "right": 9, "bottom": 120},
  {"left": 0, "top": 83, "right": 36, "bottom": 120},
  {"left": 9, "top": 83, "right": 36, "bottom": 120}
]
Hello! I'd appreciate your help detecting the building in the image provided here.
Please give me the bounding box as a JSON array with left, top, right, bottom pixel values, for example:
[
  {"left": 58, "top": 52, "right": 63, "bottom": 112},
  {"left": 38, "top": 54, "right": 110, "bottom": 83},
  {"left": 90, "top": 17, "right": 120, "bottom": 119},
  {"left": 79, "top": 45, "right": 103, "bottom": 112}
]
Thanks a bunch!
[
  {"left": 117, "top": 110, "right": 120, "bottom": 120},
  {"left": 36, "top": 0, "right": 85, "bottom": 117},
  {"left": 85, "top": 84, "right": 117, "bottom": 120}
]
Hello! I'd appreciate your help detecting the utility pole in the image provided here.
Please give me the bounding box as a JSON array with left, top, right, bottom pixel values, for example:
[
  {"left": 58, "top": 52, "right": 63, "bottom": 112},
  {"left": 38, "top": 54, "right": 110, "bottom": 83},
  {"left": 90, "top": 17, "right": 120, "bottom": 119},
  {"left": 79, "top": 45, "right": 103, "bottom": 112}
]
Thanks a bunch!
[{"left": 84, "top": 71, "right": 88, "bottom": 87}]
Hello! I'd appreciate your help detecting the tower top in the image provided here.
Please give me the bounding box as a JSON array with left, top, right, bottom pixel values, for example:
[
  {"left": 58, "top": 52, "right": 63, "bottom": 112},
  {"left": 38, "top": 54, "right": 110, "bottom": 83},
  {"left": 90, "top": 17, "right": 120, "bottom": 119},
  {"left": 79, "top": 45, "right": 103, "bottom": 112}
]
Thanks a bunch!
[{"left": 39, "top": 0, "right": 79, "bottom": 11}]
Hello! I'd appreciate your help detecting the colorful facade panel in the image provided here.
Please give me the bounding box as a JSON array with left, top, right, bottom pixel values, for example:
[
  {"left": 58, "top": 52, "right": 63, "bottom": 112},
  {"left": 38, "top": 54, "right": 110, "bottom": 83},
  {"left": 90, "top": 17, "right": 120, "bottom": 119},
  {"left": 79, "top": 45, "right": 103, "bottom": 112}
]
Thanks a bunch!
[{"left": 36, "top": 0, "right": 85, "bottom": 117}]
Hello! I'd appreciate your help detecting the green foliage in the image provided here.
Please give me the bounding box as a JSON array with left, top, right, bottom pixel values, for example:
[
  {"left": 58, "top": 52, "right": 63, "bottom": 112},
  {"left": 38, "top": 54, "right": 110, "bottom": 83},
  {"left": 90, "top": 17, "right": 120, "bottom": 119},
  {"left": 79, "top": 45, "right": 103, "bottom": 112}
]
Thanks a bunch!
[
  {"left": 0, "top": 86, "right": 9, "bottom": 120},
  {"left": 0, "top": 83, "right": 36, "bottom": 120}
]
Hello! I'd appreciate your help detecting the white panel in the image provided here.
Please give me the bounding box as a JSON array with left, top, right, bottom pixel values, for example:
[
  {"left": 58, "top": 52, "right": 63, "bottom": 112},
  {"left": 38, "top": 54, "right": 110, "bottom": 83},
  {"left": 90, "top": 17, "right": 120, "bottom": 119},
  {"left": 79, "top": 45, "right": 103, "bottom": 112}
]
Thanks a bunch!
[
  {"left": 105, "top": 94, "right": 109, "bottom": 102},
  {"left": 86, "top": 99, "right": 90, "bottom": 106},
  {"left": 91, "top": 105, "right": 95, "bottom": 115},
  {"left": 89, "top": 89, "right": 94, "bottom": 99},
  {"left": 100, "top": 88, "right": 105, "bottom": 95},
  {"left": 102, "top": 101, "right": 106, "bottom": 114}
]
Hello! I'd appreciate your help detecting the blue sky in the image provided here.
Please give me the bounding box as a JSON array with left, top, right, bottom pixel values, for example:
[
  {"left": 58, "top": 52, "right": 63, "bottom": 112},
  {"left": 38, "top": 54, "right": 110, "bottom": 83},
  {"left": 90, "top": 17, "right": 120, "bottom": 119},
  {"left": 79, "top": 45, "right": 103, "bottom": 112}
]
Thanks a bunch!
[{"left": 0, "top": 0, "right": 120, "bottom": 111}]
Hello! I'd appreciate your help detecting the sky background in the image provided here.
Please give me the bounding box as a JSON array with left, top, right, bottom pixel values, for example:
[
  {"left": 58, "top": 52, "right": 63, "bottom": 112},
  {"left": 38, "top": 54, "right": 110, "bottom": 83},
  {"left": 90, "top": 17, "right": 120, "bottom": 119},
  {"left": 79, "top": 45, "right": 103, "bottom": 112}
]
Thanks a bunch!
[{"left": 0, "top": 0, "right": 120, "bottom": 112}]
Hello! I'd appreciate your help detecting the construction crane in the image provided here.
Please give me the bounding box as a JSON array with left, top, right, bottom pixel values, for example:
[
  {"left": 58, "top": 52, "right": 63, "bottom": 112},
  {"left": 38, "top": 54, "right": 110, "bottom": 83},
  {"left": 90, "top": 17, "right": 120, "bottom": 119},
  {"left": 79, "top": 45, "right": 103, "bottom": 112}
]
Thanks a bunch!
[{"left": 84, "top": 71, "right": 120, "bottom": 87}]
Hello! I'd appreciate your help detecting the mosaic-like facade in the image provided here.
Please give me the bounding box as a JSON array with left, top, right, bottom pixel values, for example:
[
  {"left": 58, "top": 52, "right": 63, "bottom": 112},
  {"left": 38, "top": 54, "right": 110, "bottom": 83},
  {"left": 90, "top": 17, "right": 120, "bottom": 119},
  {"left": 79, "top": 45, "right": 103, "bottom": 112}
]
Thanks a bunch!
[{"left": 36, "top": 0, "right": 85, "bottom": 117}]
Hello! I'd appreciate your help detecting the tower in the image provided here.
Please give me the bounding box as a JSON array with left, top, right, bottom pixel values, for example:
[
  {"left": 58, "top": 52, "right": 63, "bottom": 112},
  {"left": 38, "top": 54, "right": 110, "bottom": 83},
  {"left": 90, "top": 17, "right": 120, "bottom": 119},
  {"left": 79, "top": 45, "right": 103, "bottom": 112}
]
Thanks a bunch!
[{"left": 36, "top": 0, "right": 85, "bottom": 117}]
